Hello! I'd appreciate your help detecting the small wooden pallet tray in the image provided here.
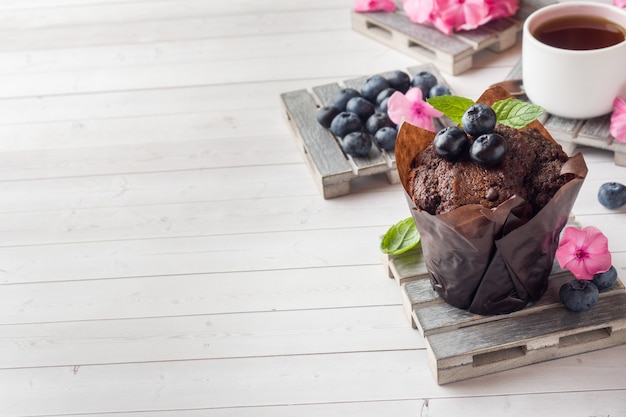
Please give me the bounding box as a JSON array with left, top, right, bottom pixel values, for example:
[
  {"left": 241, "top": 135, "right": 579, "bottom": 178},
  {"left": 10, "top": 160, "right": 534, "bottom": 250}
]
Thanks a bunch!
[
  {"left": 351, "top": 0, "right": 555, "bottom": 75},
  {"left": 504, "top": 60, "right": 626, "bottom": 167},
  {"left": 280, "top": 63, "right": 454, "bottom": 199},
  {"left": 381, "top": 232, "right": 626, "bottom": 385}
]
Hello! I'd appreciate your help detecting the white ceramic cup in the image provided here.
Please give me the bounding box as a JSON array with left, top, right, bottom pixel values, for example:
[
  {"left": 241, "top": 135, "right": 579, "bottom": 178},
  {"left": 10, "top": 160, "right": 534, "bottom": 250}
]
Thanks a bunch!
[{"left": 522, "top": 2, "right": 626, "bottom": 119}]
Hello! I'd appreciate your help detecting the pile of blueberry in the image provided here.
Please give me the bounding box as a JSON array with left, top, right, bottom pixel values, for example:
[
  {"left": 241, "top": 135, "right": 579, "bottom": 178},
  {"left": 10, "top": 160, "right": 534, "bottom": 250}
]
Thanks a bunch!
[
  {"left": 559, "top": 266, "right": 618, "bottom": 312},
  {"left": 434, "top": 103, "right": 507, "bottom": 167},
  {"left": 316, "top": 70, "right": 450, "bottom": 158}
]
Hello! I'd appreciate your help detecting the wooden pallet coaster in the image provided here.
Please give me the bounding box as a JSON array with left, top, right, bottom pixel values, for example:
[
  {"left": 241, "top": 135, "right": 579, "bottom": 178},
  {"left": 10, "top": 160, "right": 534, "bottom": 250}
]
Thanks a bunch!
[
  {"left": 351, "top": 0, "right": 556, "bottom": 75},
  {"left": 504, "top": 60, "right": 626, "bottom": 167},
  {"left": 280, "top": 63, "right": 454, "bottom": 199},
  {"left": 381, "top": 220, "right": 626, "bottom": 385}
]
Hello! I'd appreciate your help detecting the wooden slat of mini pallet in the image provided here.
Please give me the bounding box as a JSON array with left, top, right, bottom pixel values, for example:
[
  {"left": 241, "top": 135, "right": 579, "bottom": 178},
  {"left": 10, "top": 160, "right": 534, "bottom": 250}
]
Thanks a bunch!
[
  {"left": 504, "top": 60, "right": 626, "bottom": 166},
  {"left": 280, "top": 90, "right": 354, "bottom": 199},
  {"left": 413, "top": 272, "right": 626, "bottom": 337},
  {"left": 427, "top": 293, "right": 626, "bottom": 385},
  {"left": 381, "top": 248, "right": 429, "bottom": 286},
  {"left": 579, "top": 114, "right": 613, "bottom": 140}
]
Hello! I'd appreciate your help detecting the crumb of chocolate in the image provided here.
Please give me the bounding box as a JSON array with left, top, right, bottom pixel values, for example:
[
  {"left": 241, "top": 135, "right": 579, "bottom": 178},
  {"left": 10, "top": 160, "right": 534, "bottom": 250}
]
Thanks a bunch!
[{"left": 486, "top": 187, "right": 499, "bottom": 202}]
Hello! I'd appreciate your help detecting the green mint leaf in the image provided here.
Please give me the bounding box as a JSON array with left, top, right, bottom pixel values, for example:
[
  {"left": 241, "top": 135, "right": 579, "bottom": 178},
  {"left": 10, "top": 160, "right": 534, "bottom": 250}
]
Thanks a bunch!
[
  {"left": 427, "top": 95, "right": 475, "bottom": 125},
  {"left": 380, "top": 218, "right": 421, "bottom": 256},
  {"left": 493, "top": 98, "right": 545, "bottom": 129}
]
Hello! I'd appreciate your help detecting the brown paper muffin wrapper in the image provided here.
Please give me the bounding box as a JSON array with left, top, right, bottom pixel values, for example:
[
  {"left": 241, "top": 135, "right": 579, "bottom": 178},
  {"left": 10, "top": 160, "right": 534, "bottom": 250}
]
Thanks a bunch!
[{"left": 395, "top": 86, "right": 588, "bottom": 315}]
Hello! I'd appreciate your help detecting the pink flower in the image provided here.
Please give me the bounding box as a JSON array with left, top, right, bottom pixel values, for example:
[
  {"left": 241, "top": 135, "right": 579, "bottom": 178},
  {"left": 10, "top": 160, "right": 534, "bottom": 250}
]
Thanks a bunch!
[
  {"left": 487, "top": 0, "right": 519, "bottom": 20},
  {"left": 610, "top": 96, "right": 626, "bottom": 144},
  {"left": 555, "top": 226, "right": 612, "bottom": 280},
  {"left": 403, "top": 0, "right": 438, "bottom": 25},
  {"left": 614, "top": 0, "right": 626, "bottom": 8},
  {"left": 387, "top": 87, "right": 444, "bottom": 131},
  {"left": 354, "top": 0, "right": 396, "bottom": 12},
  {"left": 403, "top": 0, "right": 518, "bottom": 34},
  {"left": 437, "top": 0, "right": 491, "bottom": 34}
]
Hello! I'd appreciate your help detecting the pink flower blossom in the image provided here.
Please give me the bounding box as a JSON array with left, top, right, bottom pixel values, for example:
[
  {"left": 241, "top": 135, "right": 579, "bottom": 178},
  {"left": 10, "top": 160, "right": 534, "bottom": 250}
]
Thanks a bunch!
[
  {"left": 387, "top": 87, "right": 444, "bottom": 131},
  {"left": 354, "top": 0, "right": 396, "bottom": 12},
  {"left": 403, "top": 0, "right": 518, "bottom": 34},
  {"left": 610, "top": 96, "right": 626, "bottom": 144},
  {"left": 614, "top": 0, "right": 626, "bottom": 8},
  {"left": 438, "top": 0, "right": 491, "bottom": 34},
  {"left": 555, "top": 226, "right": 612, "bottom": 280},
  {"left": 403, "top": 0, "right": 438, "bottom": 25},
  {"left": 488, "top": 0, "right": 519, "bottom": 19}
]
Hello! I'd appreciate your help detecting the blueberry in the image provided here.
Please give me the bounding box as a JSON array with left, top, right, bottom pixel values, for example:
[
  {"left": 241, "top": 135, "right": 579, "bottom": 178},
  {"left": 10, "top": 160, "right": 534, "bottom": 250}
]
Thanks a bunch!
[
  {"left": 329, "top": 112, "right": 362, "bottom": 138},
  {"left": 598, "top": 182, "right": 626, "bottom": 209},
  {"left": 411, "top": 71, "right": 438, "bottom": 91},
  {"left": 376, "top": 87, "right": 396, "bottom": 106},
  {"left": 559, "top": 279, "right": 599, "bottom": 312},
  {"left": 374, "top": 126, "right": 398, "bottom": 151},
  {"left": 316, "top": 106, "right": 341, "bottom": 128},
  {"left": 469, "top": 133, "right": 507, "bottom": 167},
  {"left": 592, "top": 265, "right": 618, "bottom": 291},
  {"left": 429, "top": 84, "right": 451, "bottom": 98},
  {"left": 345, "top": 97, "right": 376, "bottom": 123},
  {"left": 434, "top": 126, "right": 469, "bottom": 162},
  {"left": 365, "top": 112, "right": 395, "bottom": 134},
  {"left": 341, "top": 131, "right": 373, "bottom": 157},
  {"left": 378, "top": 97, "right": 390, "bottom": 113},
  {"left": 332, "top": 88, "right": 362, "bottom": 111},
  {"left": 386, "top": 70, "right": 410, "bottom": 93},
  {"left": 360, "top": 75, "right": 390, "bottom": 102},
  {"left": 462, "top": 103, "right": 497, "bottom": 137}
]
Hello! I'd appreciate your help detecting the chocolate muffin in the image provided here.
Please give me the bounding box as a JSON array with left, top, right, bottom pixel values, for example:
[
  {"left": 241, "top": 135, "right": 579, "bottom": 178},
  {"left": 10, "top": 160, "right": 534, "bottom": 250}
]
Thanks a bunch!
[
  {"left": 408, "top": 124, "right": 573, "bottom": 221},
  {"left": 395, "top": 86, "right": 588, "bottom": 315}
]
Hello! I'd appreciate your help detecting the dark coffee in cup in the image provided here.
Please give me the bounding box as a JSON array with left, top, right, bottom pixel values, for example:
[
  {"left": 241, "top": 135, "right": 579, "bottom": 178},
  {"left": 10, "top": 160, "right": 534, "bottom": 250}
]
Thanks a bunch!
[
  {"left": 532, "top": 15, "right": 625, "bottom": 50},
  {"left": 523, "top": 2, "right": 626, "bottom": 119}
]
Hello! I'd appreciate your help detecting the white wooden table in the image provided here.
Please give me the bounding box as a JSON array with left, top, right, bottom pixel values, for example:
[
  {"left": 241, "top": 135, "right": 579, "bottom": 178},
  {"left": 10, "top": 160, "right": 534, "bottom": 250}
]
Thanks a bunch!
[{"left": 0, "top": 1, "right": 624, "bottom": 416}]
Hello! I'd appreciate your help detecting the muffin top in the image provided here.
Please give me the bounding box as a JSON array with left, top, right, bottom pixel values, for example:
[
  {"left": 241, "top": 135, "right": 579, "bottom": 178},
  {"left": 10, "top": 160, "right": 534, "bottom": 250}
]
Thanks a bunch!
[{"left": 409, "top": 124, "right": 572, "bottom": 219}]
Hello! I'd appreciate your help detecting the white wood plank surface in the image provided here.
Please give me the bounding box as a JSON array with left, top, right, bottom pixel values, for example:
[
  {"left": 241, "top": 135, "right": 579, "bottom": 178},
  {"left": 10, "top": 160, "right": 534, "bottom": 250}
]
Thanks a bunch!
[
  {"left": 0, "top": 305, "right": 423, "bottom": 368},
  {"left": 0, "top": 265, "right": 402, "bottom": 324},
  {"left": 0, "top": 0, "right": 625, "bottom": 416},
  {"left": 2, "top": 348, "right": 626, "bottom": 415}
]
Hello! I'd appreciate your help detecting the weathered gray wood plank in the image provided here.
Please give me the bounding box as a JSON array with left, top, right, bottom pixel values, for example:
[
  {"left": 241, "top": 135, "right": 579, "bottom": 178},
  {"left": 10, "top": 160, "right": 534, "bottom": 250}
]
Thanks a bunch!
[
  {"left": 579, "top": 114, "right": 613, "bottom": 141},
  {"left": 280, "top": 90, "right": 354, "bottom": 198},
  {"left": 429, "top": 293, "right": 626, "bottom": 361},
  {"left": 414, "top": 271, "right": 625, "bottom": 336},
  {"left": 426, "top": 292, "right": 626, "bottom": 385},
  {"left": 281, "top": 90, "right": 352, "bottom": 176},
  {"left": 385, "top": 249, "right": 429, "bottom": 285}
]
